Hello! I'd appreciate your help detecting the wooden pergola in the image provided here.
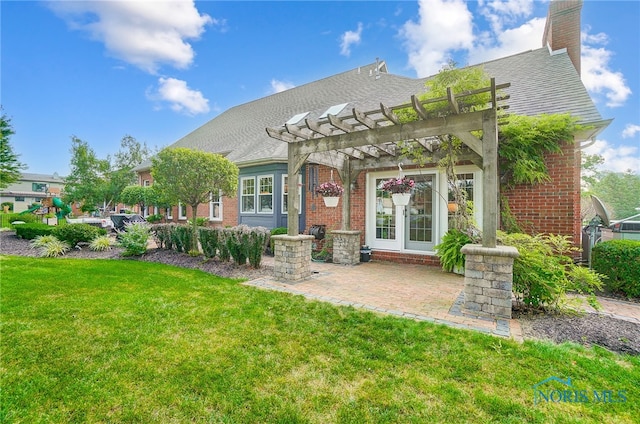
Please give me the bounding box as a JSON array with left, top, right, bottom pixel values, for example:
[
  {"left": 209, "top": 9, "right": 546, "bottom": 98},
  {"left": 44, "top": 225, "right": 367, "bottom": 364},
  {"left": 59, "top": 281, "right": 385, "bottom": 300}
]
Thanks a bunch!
[{"left": 266, "top": 78, "right": 509, "bottom": 248}]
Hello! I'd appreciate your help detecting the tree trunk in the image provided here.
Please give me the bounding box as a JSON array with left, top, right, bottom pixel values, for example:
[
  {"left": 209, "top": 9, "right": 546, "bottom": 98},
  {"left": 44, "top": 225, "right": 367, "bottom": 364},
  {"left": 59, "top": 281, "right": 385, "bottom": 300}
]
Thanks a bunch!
[{"left": 191, "top": 204, "right": 200, "bottom": 252}]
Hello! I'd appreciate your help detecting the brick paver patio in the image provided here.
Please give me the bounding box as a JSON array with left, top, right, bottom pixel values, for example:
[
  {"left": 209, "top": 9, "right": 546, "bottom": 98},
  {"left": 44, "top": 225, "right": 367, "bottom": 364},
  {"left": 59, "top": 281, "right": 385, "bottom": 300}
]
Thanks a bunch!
[{"left": 246, "top": 257, "right": 640, "bottom": 340}]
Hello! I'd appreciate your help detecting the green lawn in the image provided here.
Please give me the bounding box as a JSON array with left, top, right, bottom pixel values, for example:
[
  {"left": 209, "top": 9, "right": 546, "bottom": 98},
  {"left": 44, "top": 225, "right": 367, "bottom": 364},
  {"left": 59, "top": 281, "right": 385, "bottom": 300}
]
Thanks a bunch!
[{"left": 1, "top": 255, "right": 638, "bottom": 423}]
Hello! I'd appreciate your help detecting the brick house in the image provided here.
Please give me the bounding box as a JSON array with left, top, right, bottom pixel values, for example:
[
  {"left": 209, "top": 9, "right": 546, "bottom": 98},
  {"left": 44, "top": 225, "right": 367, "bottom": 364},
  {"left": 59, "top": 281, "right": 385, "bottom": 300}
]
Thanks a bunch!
[{"left": 135, "top": 0, "right": 609, "bottom": 265}]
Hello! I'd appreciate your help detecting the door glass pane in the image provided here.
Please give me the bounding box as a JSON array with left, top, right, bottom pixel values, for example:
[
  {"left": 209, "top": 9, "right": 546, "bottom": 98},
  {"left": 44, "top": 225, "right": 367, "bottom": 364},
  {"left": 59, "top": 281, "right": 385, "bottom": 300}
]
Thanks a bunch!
[
  {"left": 375, "top": 179, "right": 396, "bottom": 240},
  {"left": 408, "top": 175, "right": 433, "bottom": 243}
]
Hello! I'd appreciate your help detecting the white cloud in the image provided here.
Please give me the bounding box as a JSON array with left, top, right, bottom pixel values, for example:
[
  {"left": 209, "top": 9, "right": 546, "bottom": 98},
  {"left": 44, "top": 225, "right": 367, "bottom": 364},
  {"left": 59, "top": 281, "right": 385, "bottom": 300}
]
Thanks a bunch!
[
  {"left": 468, "top": 16, "right": 545, "bottom": 65},
  {"left": 583, "top": 139, "right": 640, "bottom": 173},
  {"left": 479, "top": 0, "right": 534, "bottom": 33},
  {"left": 622, "top": 124, "right": 640, "bottom": 139},
  {"left": 399, "top": 0, "right": 474, "bottom": 77},
  {"left": 48, "top": 0, "right": 214, "bottom": 74},
  {"left": 340, "top": 23, "right": 363, "bottom": 57},
  {"left": 151, "top": 77, "right": 209, "bottom": 115},
  {"left": 581, "top": 30, "right": 632, "bottom": 108},
  {"left": 270, "top": 79, "right": 295, "bottom": 94}
]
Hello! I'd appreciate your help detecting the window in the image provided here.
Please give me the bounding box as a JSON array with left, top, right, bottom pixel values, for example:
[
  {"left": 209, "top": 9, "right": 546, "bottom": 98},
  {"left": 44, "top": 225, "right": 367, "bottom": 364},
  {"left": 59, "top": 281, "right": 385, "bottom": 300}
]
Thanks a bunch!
[
  {"left": 166, "top": 206, "right": 173, "bottom": 220},
  {"left": 258, "top": 175, "right": 273, "bottom": 213},
  {"left": 15, "top": 196, "right": 25, "bottom": 202},
  {"left": 178, "top": 202, "right": 187, "bottom": 220},
  {"left": 209, "top": 191, "right": 222, "bottom": 220},
  {"left": 282, "top": 174, "right": 302, "bottom": 214},
  {"left": 143, "top": 180, "right": 150, "bottom": 187},
  {"left": 241, "top": 177, "right": 255, "bottom": 213},
  {"left": 32, "top": 183, "right": 47, "bottom": 192}
]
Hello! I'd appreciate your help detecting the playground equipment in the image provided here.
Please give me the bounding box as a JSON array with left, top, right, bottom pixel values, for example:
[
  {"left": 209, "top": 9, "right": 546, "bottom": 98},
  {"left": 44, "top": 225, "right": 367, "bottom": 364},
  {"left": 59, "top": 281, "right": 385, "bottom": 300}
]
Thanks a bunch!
[
  {"left": 51, "top": 197, "right": 72, "bottom": 219},
  {"left": 17, "top": 197, "right": 72, "bottom": 221}
]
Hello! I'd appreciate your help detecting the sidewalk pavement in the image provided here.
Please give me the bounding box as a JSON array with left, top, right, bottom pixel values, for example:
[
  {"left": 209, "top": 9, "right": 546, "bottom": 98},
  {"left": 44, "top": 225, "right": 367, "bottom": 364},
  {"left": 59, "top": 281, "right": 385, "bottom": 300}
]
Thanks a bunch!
[{"left": 245, "top": 257, "right": 640, "bottom": 341}]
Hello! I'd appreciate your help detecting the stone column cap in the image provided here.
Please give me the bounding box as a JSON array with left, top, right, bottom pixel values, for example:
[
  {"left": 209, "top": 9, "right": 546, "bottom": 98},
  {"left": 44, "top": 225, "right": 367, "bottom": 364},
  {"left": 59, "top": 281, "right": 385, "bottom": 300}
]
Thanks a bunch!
[
  {"left": 461, "top": 244, "right": 519, "bottom": 258},
  {"left": 271, "top": 234, "right": 316, "bottom": 242},
  {"left": 330, "top": 230, "right": 361, "bottom": 235}
]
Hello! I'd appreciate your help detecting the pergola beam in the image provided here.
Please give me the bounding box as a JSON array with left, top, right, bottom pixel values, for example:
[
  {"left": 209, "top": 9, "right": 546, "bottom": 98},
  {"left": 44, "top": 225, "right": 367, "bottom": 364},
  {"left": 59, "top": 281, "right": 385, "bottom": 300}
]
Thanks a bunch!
[{"left": 295, "top": 110, "right": 486, "bottom": 156}]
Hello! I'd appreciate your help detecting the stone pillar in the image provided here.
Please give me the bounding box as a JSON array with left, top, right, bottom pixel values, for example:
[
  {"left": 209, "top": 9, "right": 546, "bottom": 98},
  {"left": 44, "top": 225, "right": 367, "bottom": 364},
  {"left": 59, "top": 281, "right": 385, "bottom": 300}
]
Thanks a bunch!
[
  {"left": 272, "top": 234, "right": 314, "bottom": 283},
  {"left": 331, "top": 230, "right": 361, "bottom": 265},
  {"left": 460, "top": 244, "right": 519, "bottom": 320}
]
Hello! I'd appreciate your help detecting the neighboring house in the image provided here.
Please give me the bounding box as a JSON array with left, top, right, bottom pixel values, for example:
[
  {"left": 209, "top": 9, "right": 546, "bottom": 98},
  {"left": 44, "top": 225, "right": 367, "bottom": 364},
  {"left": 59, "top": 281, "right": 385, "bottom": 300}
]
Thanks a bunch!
[
  {"left": 0, "top": 173, "right": 66, "bottom": 213},
  {"left": 135, "top": 0, "right": 609, "bottom": 265}
]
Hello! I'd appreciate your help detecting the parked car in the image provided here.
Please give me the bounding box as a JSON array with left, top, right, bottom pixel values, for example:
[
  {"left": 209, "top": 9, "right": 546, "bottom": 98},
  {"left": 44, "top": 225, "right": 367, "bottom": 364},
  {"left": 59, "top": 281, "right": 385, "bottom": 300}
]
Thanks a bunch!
[{"left": 109, "top": 214, "right": 146, "bottom": 232}]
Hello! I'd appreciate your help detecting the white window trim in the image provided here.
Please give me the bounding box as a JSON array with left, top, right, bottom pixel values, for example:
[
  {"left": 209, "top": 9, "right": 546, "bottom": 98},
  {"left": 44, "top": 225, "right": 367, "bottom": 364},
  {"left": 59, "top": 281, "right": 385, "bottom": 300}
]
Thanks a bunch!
[
  {"left": 282, "top": 174, "right": 302, "bottom": 215},
  {"left": 240, "top": 176, "right": 256, "bottom": 214},
  {"left": 257, "top": 174, "right": 274, "bottom": 214},
  {"left": 209, "top": 191, "right": 223, "bottom": 221},
  {"left": 178, "top": 202, "right": 188, "bottom": 220},
  {"left": 166, "top": 206, "right": 173, "bottom": 220}
]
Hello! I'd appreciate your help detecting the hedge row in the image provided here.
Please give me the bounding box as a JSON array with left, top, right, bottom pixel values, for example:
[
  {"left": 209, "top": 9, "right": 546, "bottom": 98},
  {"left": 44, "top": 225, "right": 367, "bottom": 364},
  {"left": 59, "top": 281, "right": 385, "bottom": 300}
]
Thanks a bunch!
[
  {"left": 592, "top": 239, "right": 640, "bottom": 299},
  {"left": 151, "top": 224, "right": 270, "bottom": 268},
  {"left": 14, "top": 223, "right": 107, "bottom": 246},
  {"left": 2, "top": 213, "right": 40, "bottom": 227}
]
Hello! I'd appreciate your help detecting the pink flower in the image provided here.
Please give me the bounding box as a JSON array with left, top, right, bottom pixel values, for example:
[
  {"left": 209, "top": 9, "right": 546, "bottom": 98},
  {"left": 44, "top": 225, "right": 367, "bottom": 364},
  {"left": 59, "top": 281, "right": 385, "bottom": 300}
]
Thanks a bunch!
[{"left": 381, "top": 177, "right": 415, "bottom": 194}]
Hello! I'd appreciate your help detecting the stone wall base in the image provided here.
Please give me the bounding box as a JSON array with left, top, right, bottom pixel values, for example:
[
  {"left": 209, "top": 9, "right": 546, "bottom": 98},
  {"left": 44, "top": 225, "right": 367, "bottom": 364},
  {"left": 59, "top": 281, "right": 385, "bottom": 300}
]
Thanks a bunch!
[
  {"left": 272, "top": 235, "right": 315, "bottom": 283},
  {"left": 461, "top": 244, "right": 519, "bottom": 320}
]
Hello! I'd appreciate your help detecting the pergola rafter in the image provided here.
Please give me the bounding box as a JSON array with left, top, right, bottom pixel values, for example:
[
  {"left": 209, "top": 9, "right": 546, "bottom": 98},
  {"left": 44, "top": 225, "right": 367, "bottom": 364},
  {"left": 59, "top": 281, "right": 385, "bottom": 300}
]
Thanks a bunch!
[{"left": 267, "top": 78, "right": 510, "bottom": 248}]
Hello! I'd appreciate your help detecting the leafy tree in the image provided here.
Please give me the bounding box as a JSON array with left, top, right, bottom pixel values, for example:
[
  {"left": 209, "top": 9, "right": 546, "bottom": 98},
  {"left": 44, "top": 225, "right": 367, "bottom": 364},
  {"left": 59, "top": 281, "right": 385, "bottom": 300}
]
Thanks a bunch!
[
  {"left": 581, "top": 153, "right": 604, "bottom": 189},
  {"left": 590, "top": 171, "right": 640, "bottom": 219},
  {"left": 104, "top": 135, "right": 154, "bottom": 212},
  {"left": 151, "top": 147, "right": 239, "bottom": 251},
  {"left": 63, "top": 135, "right": 153, "bottom": 214},
  {"left": 63, "top": 136, "right": 110, "bottom": 213},
  {"left": 120, "top": 185, "right": 162, "bottom": 214},
  {"left": 0, "top": 111, "right": 26, "bottom": 189}
]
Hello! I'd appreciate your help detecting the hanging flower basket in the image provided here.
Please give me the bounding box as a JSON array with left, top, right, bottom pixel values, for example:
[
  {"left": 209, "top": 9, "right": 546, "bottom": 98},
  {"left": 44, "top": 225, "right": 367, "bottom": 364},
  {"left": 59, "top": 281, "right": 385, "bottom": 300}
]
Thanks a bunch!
[
  {"left": 323, "top": 196, "right": 340, "bottom": 207},
  {"left": 391, "top": 193, "right": 411, "bottom": 206},
  {"left": 382, "top": 176, "right": 414, "bottom": 206},
  {"left": 315, "top": 181, "right": 344, "bottom": 208}
]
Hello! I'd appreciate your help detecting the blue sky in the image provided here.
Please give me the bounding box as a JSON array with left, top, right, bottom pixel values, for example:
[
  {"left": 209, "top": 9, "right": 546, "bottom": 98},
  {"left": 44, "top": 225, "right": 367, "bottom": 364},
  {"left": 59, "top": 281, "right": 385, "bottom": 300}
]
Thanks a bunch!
[{"left": 2, "top": 0, "right": 638, "bottom": 176}]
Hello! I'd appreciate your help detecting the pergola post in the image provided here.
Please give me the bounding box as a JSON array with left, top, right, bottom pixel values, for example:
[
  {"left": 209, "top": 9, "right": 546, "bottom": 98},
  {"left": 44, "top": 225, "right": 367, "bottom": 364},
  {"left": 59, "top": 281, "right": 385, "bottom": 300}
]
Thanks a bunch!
[
  {"left": 481, "top": 108, "right": 498, "bottom": 248},
  {"left": 339, "top": 158, "right": 352, "bottom": 231}
]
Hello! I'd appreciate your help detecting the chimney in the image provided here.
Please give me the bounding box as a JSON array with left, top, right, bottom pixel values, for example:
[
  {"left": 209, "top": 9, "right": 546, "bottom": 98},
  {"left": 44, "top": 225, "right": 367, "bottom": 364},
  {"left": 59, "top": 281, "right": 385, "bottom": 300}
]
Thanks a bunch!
[{"left": 542, "top": 0, "right": 583, "bottom": 75}]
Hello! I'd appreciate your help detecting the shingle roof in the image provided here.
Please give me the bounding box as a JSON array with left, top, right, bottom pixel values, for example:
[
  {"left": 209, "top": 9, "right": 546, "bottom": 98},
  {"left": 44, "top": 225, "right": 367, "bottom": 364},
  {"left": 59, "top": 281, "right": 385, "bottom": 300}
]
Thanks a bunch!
[{"left": 138, "top": 47, "right": 605, "bottom": 170}]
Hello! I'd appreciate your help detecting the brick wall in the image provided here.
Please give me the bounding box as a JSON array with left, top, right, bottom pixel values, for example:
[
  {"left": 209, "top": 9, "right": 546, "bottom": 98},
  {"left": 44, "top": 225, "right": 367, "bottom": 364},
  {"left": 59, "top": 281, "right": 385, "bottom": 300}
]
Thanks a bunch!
[
  {"left": 135, "top": 170, "right": 237, "bottom": 228},
  {"left": 502, "top": 140, "right": 581, "bottom": 244}
]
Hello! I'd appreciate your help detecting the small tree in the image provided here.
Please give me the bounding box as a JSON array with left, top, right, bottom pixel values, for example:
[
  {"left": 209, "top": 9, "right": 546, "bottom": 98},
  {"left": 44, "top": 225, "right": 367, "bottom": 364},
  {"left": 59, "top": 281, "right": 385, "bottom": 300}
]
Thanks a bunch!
[
  {"left": 0, "top": 111, "right": 26, "bottom": 190},
  {"left": 120, "top": 185, "right": 161, "bottom": 214},
  {"left": 151, "top": 147, "right": 238, "bottom": 251}
]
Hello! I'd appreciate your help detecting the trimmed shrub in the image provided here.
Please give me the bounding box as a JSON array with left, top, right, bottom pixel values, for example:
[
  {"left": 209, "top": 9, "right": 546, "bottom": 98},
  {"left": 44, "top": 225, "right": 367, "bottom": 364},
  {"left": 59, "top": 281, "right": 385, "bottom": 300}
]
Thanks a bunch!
[
  {"left": 145, "top": 214, "right": 164, "bottom": 224},
  {"left": 171, "top": 225, "right": 194, "bottom": 253},
  {"left": 53, "top": 224, "right": 106, "bottom": 247},
  {"left": 199, "top": 227, "right": 220, "bottom": 258},
  {"left": 15, "top": 223, "right": 55, "bottom": 240},
  {"left": 151, "top": 223, "right": 175, "bottom": 250},
  {"left": 592, "top": 240, "right": 640, "bottom": 299},
  {"left": 221, "top": 225, "right": 269, "bottom": 267},
  {"left": 117, "top": 223, "right": 150, "bottom": 256}
]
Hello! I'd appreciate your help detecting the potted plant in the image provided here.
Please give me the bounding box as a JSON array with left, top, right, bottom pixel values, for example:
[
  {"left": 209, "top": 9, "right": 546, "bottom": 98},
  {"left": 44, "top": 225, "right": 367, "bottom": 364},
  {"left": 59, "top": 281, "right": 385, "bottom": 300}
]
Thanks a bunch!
[
  {"left": 381, "top": 176, "right": 415, "bottom": 206},
  {"left": 315, "top": 181, "right": 344, "bottom": 207}
]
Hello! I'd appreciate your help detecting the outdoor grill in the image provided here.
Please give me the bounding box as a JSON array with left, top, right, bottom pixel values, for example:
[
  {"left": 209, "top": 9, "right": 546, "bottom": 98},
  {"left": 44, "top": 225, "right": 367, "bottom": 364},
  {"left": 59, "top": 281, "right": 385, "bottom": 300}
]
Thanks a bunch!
[{"left": 581, "top": 195, "right": 640, "bottom": 265}]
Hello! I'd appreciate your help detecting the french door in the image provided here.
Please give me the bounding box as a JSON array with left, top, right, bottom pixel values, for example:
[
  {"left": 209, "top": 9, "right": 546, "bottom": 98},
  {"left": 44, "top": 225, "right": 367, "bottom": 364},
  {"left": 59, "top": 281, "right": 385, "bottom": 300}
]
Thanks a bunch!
[{"left": 371, "top": 173, "right": 436, "bottom": 252}]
